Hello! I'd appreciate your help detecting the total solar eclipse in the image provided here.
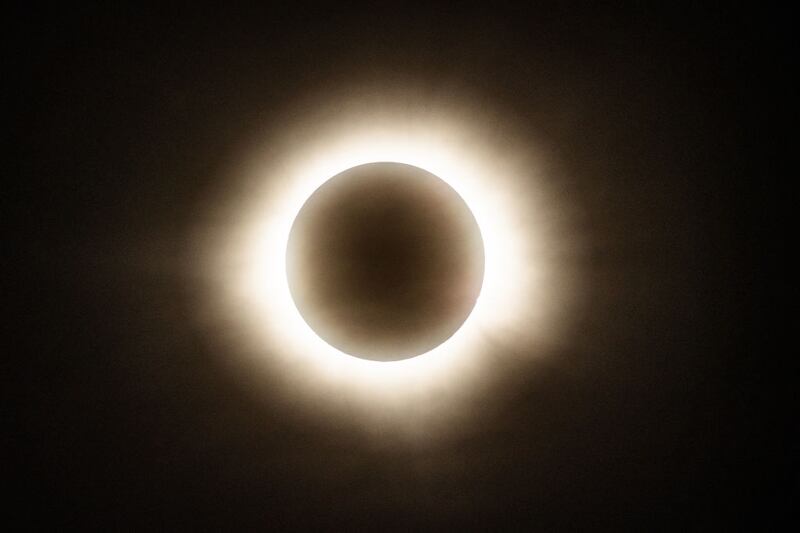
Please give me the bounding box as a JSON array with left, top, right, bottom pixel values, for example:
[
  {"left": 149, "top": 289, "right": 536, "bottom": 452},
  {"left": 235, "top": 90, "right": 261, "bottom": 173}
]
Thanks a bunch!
[
  {"left": 286, "top": 162, "right": 485, "bottom": 361},
  {"left": 214, "top": 105, "right": 572, "bottom": 424}
]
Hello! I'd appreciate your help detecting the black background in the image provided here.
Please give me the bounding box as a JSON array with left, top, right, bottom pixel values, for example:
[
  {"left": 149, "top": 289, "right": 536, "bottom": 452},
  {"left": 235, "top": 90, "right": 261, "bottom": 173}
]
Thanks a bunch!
[{"left": 8, "top": 3, "right": 793, "bottom": 530}]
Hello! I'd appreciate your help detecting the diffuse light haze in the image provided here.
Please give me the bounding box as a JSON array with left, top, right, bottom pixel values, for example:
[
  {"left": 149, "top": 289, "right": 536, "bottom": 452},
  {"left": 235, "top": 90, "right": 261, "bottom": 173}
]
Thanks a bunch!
[
  {"left": 201, "top": 83, "right": 585, "bottom": 439},
  {"left": 12, "top": 4, "right": 786, "bottom": 529}
]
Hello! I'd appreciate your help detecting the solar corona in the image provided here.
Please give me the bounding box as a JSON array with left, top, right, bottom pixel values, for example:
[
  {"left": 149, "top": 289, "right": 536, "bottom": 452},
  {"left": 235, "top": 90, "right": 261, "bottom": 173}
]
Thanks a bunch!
[{"left": 208, "top": 96, "right": 581, "bottom": 435}]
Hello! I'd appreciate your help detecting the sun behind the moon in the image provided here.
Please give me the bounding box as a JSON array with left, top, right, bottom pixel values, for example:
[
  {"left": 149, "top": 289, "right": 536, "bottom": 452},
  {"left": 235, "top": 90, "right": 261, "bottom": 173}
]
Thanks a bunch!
[
  {"left": 206, "top": 99, "right": 581, "bottom": 436},
  {"left": 286, "top": 162, "right": 485, "bottom": 361}
]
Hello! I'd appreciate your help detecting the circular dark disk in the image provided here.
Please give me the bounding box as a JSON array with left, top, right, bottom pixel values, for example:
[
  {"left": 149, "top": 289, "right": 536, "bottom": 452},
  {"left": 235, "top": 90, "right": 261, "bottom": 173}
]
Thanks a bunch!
[{"left": 286, "top": 162, "right": 484, "bottom": 361}]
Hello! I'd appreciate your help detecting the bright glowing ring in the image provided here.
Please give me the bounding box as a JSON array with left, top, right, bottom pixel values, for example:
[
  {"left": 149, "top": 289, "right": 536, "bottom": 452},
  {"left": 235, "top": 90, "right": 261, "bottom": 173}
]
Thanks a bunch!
[
  {"left": 245, "top": 136, "right": 522, "bottom": 372},
  {"left": 204, "top": 95, "right": 582, "bottom": 439}
]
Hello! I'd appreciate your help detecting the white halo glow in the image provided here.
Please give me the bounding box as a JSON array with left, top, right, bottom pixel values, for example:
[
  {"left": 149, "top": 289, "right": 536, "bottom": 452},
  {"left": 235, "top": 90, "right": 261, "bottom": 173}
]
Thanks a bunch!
[{"left": 203, "top": 96, "right": 582, "bottom": 440}]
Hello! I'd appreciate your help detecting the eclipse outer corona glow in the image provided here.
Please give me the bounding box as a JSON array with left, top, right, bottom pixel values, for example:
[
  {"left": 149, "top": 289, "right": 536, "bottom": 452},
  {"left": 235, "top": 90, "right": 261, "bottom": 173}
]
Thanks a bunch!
[{"left": 205, "top": 91, "right": 583, "bottom": 438}]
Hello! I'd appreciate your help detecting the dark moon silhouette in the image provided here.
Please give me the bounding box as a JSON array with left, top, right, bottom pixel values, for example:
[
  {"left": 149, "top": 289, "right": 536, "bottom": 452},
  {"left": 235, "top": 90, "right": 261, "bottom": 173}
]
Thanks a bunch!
[{"left": 286, "top": 162, "right": 484, "bottom": 361}]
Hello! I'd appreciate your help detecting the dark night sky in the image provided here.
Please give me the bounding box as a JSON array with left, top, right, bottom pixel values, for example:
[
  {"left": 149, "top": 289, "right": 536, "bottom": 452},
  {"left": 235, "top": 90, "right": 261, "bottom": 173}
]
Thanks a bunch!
[{"left": 8, "top": 3, "right": 793, "bottom": 530}]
